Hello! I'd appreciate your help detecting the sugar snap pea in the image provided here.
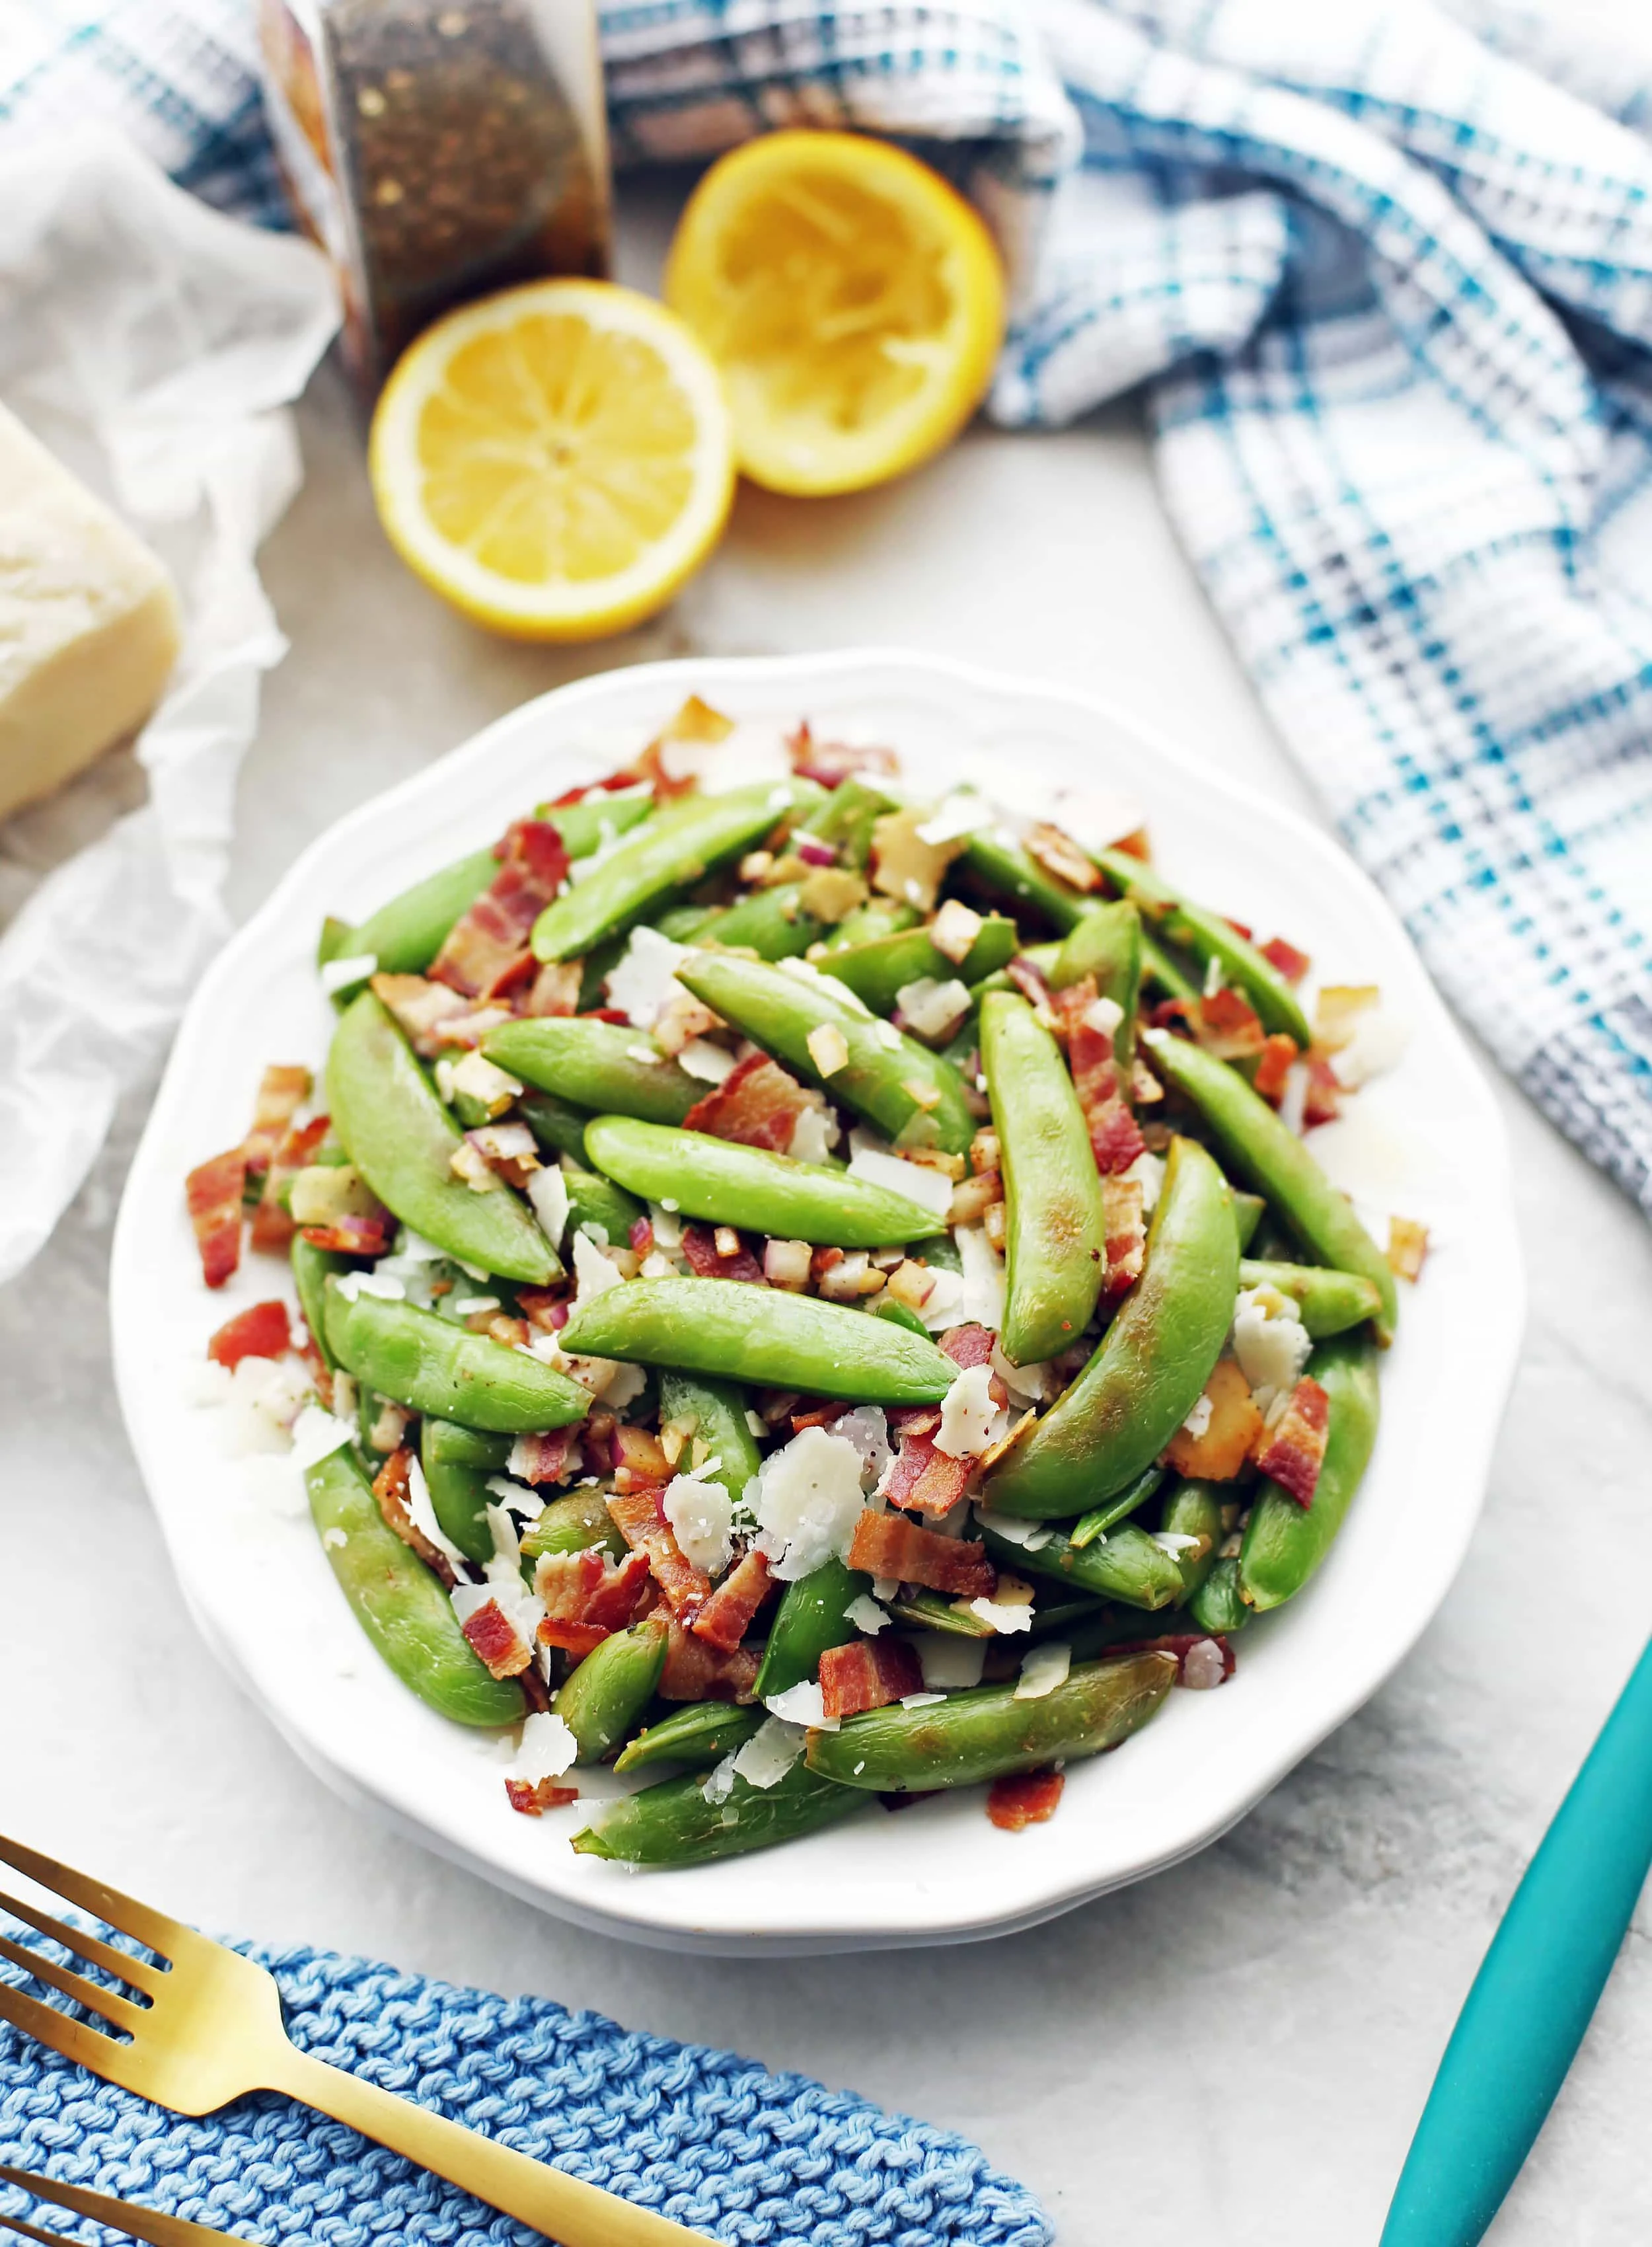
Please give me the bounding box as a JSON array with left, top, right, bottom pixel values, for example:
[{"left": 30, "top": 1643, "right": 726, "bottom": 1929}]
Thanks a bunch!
[
  {"left": 328, "top": 992, "right": 558, "bottom": 1287},
  {"left": 657, "top": 1369, "right": 763, "bottom": 1502},
  {"left": 612, "top": 1701, "right": 765, "bottom": 1774},
  {"left": 804, "top": 1649, "right": 1178, "bottom": 1792},
  {"left": 1143, "top": 1030, "right": 1398, "bottom": 1338},
  {"left": 1050, "top": 899, "right": 1142, "bottom": 1064},
  {"left": 826, "top": 914, "right": 1018, "bottom": 1015},
  {"left": 305, "top": 1447, "right": 524, "bottom": 1726},
  {"left": 800, "top": 775, "right": 893, "bottom": 868},
  {"left": 1069, "top": 1462, "right": 1164, "bottom": 1550},
  {"left": 823, "top": 898, "right": 920, "bottom": 950},
  {"left": 323, "top": 1279, "right": 589, "bottom": 1431},
  {"left": 690, "top": 882, "right": 826, "bottom": 960},
  {"left": 1095, "top": 849, "right": 1312, "bottom": 1046},
  {"left": 1158, "top": 1478, "right": 1225, "bottom": 1605},
  {"left": 482, "top": 1017, "right": 700, "bottom": 1125},
  {"left": 875, "top": 1295, "right": 931, "bottom": 1340},
  {"left": 534, "top": 788, "right": 656, "bottom": 860},
  {"left": 752, "top": 1555, "right": 872, "bottom": 1699},
  {"left": 675, "top": 950, "right": 976, "bottom": 1155},
  {"left": 1239, "top": 1334, "right": 1380, "bottom": 1611},
  {"left": 981, "top": 991, "right": 1106, "bottom": 1365},
  {"left": 985, "top": 1135, "right": 1239, "bottom": 1517},
  {"left": 531, "top": 781, "right": 819, "bottom": 962},
  {"left": 959, "top": 831, "right": 1088, "bottom": 933},
  {"left": 559, "top": 1276, "right": 957, "bottom": 1404},
  {"left": 1233, "top": 1192, "right": 1266, "bottom": 1250},
  {"left": 317, "top": 847, "right": 497, "bottom": 976},
  {"left": 1139, "top": 928, "right": 1201, "bottom": 1003},
  {"left": 521, "top": 1486, "right": 626, "bottom": 1563},
  {"left": 516, "top": 1090, "right": 592, "bottom": 1168},
  {"left": 572, "top": 1758, "right": 861, "bottom": 1866},
  {"left": 291, "top": 1235, "right": 348, "bottom": 1367},
  {"left": 1238, "top": 1258, "right": 1385, "bottom": 1338},
  {"left": 555, "top": 1615, "right": 669, "bottom": 1763},
  {"left": 886, "top": 1589, "right": 994, "bottom": 1637},
  {"left": 420, "top": 1419, "right": 510, "bottom": 1564},
  {"left": 1188, "top": 1556, "right": 1250, "bottom": 1636},
  {"left": 557, "top": 1158, "right": 645, "bottom": 1250},
  {"left": 979, "top": 1520, "right": 1185, "bottom": 1611},
  {"left": 583, "top": 1116, "right": 944, "bottom": 1247}
]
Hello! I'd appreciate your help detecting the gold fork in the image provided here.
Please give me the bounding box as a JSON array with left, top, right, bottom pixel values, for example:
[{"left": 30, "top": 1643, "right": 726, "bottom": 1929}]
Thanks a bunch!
[
  {"left": 0, "top": 1832, "right": 702, "bottom": 2246},
  {"left": 0, "top": 2161, "right": 239, "bottom": 2246}
]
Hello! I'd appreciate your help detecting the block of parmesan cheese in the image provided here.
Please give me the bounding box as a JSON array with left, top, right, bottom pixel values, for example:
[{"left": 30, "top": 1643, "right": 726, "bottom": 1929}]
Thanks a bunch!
[{"left": 0, "top": 404, "right": 183, "bottom": 823}]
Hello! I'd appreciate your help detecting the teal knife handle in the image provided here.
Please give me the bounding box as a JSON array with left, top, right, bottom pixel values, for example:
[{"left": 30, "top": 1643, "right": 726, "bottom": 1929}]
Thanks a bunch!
[{"left": 1382, "top": 1634, "right": 1652, "bottom": 2247}]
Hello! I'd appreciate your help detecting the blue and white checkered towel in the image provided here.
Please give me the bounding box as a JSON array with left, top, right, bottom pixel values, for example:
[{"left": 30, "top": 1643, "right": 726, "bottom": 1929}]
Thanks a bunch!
[{"left": 5, "top": 0, "right": 1649, "bottom": 1210}]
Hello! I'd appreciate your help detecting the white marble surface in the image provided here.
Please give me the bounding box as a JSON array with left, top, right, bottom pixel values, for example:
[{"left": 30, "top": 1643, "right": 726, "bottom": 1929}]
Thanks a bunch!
[{"left": 5, "top": 190, "right": 1652, "bottom": 2245}]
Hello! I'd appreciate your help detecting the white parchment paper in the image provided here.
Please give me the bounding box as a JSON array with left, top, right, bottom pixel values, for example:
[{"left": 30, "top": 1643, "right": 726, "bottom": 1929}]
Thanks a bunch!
[{"left": 0, "top": 127, "right": 338, "bottom": 1282}]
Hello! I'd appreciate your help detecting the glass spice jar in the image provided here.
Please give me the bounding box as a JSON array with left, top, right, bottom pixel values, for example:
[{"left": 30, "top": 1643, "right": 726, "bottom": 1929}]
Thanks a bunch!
[{"left": 259, "top": 0, "right": 611, "bottom": 400}]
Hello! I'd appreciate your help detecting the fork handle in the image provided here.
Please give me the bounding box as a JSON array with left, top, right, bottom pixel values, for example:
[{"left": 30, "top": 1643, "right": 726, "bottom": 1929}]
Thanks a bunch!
[{"left": 270, "top": 2045, "right": 701, "bottom": 2246}]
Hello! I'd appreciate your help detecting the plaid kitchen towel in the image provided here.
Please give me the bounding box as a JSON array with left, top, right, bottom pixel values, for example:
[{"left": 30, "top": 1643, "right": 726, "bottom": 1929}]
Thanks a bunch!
[{"left": 3, "top": 0, "right": 1649, "bottom": 1211}]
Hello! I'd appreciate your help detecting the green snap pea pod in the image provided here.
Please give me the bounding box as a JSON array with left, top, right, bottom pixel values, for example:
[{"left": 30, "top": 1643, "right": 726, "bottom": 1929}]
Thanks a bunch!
[
  {"left": 752, "top": 1556, "right": 872, "bottom": 1699},
  {"left": 1187, "top": 1557, "right": 1251, "bottom": 1637},
  {"left": 483, "top": 1017, "right": 700, "bottom": 1126},
  {"left": 885, "top": 1589, "right": 995, "bottom": 1638},
  {"left": 823, "top": 897, "right": 920, "bottom": 950},
  {"left": 1095, "top": 849, "right": 1312, "bottom": 1046},
  {"left": 558, "top": 1159, "right": 646, "bottom": 1250},
  {"left": 653, "top": 902, "right": 719, "bottom": 942},
  {"left": 979, "top": 1521, "right": 1185, "bottom": 1611},
  {"left": 555, "top": 1615, "right": 670, "bottom": 1764},
  {"left": 825, "top": 915, "right": 1019, "bottom": 1016},
  {"left": 521, "top": 1486, "right": 627, "bottom": 1563},
  {"left": 323, "top": 1279, "right": 589, "bottom": 1431},
  {"left": 1239, "top": 1334, "right": 1380, "bottom": 1612},
  {"left": 1143, "top": 1030, "right": 1398, "bottom": 1338},
  {"left": 691, "top": 882, "right": 825, "bottom": 961},
  {"left": 558, "top": 1276, "right": 956, "bottom": 1404},
  {"left": 1158, "top": 1478, "right": 1225, "bottom": 1605},
  {"left": 1069, "top": 1463, "right": 1165, "bottom": 1550},
  {"left": 1139, "top": 928, "right": 1200, "bottom": 1003},
  {"left": 317, "top": 848, "right": 497, "bottom": 974},
  {"left": 305, "top": 1447, "right": 524, "bottom": 1727},
  {"left": 1238, "top": 1258, "right": 1386, "bottom": 1338},
  {"left": 959, "top": 831, "right": 1088, "bottom": 933},
  {"left": 517, "top": 1091, "right": 592, "bottom": 1167},
  {"left": 419, "top": 1419, "right": 510, "bottom": 1564},
  {"left": 800, "top": 776, "right": 893, "bottom": 868},
  {"left": 572, "top": 1759, "right": 862, "bottom": 1866},
  {"left": 1025, "top": 1594, "right": 1111, "bottom": 1640},
  {"left": 657, "top": 1370, "right": 763, "bottom": 1503},
  {"left": 612, "top": 1701, "right": 766, "bottom": 1774},
  {"left": 874, "top": 1296, "right": 931, "bottom": 1340},
  {"left": 291, "top": 1236, "right": 349, "bottom": 1367},
  {"left": 328, "top": 992, "right": 558, "bottom": 1286},
  {"left": 918, "top": 1229, "right": 963, "bottom": 1276},
  {"left": 1232, "top": 1191, "right": 1266, "bottom": 1251},
  {"left": 1061, "top": 1603, "right": 1179, "bottom": 1661},
  {"left": 531, "top": 788, "right": 656, "bottom": 859},
  {"left": 986, "top": 1135, "right": 1239, "bottom": 1517},
  {"left": 1050, "top": 899, "right": 1142, "bottom": 1065},
  {"left": 531, "top": 781, "right": 820, "bottom": 961},
  {"left": 583, "top": 1116, "right": 942, "bottom": 1248},
  {"left": 981, "top": 991, "right": 1106, "bottom": 1366},
  {"left": 805, "top": 1649, "right": 1178, "bottom": 1792},
  {"left": 675, "top": 950, "right": 976, "bottom": 1156}
]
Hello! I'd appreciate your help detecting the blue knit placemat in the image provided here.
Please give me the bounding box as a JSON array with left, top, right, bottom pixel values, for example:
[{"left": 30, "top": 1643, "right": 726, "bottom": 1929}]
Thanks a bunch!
[{"left": 0, "top": 1936, "right": 1049, "bottom": 2244}]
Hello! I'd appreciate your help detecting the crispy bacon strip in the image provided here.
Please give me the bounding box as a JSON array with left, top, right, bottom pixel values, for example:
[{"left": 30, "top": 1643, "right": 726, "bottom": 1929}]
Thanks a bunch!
[
  {"left": 300, "top": 1213, "right": 393, "bottom": 1256},
  {"left": 1067, "top": 1003, "right": 1145, "bottom": 1177},
  {"left": 882, "top": 1433, "right": 976, "bottom": 1520},
  {"left": 1100, "top": 1174, "right": 1146, "bottom": 1296},
  {"left": 1024, "top": 823, "right": 1101, "bottom": 894},
  {"left": 939, "top": 1323, "right": 996, "bottom": 1370},
  {"left": 606, "top": 1487, "right": 712, "bottom": 1619},
  {"left": 659, "top": 1615, "right": 759, "bottom": 1702},
  {"left": 509, "top": 1429, "right": 583, "bottom": 1486},
  {"left": 1303, "top": 1053, "right": 1343, "bottom": 1127},
  {"left": 207, "top": 1299, "right": 292, "bottom": 1369},
  {"left": 371, "top": 1447, "right": 457, "bottom": 1589},
  {"left": 691, "top": 1548, "right": 774, "bottom": 1652},
  {"left": 681, "top": 1225, "right": 767, "bottom": 1284},
  {"left": 462, "top": 1599, "right": 533, "bottom": 1679},
  {"left": 1252, "top": 1034, "right": 1299, "bottom": 1106},
  {"left": 185, "top": 1149, "right": 247, "bottom": 1289},
  {"left": 819, "top": 1636, "right": 924, "bottom": 1719},
  {"left": 787, "top": 721, "right": 898, "bottom": 788},
  {"left": 243, "top": 1064, "right": 312, "bottom": 1178},
  {"left": 505, "top": 1778, "right": 579, "bottom": 1815},
  {"left": 846, "top": 1510, "right": 995, "bottom": 1597},
  {"left": 531, "top": 1548, "right": 652, "bottom": 1657},
  {"left": 1261, "top": 936, "right": 1311, "bottom": 985},
  {"left": 1164, "top": 1359, "right": 1263, "bottom": 1480},
  {"left": 250, "top": 1112, "right": 330, "bottom": 1252},
  {"left": 1196, "top": 986, "right": 1266, "bottom": 1061},
  {"left": 683, "top": 1051, "right": 813, "bottom": 1151},
  {"left": 521, "top": 959, "right": 582, "bottom": 1018},
  {"left": 1254, "top": 1377, "right": 1330, "bottom": 1507},
  {"left": 987, "top": 1768, "right": 1065, "bottom": 1831},
  {"left": 430, "top": 819, "right": 570, "bottom": 1000}
]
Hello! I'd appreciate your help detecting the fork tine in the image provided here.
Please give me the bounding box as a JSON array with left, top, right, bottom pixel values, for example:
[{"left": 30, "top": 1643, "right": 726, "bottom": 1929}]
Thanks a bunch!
[
  {"left": 0, "top": 2165, "right": 237, "bottom": 2247},
  {"left": 0, "top": 2206, "right": 63, "bottom": 2247},
  {"left": 0, "top": 1835, "right": 177, "bottom": 1960},
  {"left": 0, "top": 1975, "right": 134, "bottom": 2087},
  {"left": 0, "top": 1932, "right": 147, "bottom": 2037},
  {"left": 0, "top": 1887, "right": 164, "bottom": 1999}
]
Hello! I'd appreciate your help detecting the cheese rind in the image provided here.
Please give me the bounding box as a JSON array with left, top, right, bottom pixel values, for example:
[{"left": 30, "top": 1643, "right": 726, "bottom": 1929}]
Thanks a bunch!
[{"left": 0, "top": 406, "right": 182, "bottom": 823}]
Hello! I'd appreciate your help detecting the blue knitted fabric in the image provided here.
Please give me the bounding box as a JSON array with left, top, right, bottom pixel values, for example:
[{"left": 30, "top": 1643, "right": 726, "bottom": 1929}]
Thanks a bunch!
[{"left": 0, "top": 1936, "right": 1049, "bottom": 2244}]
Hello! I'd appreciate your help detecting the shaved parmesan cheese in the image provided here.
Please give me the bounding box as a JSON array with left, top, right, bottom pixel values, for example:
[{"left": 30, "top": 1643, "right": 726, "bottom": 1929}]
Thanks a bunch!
[
  {"left": 969, "top": 1596, "right": 1034, "bottom": 1634},
  {"left": 955, "top": 1223, "right": 1007, "bottom": 1330},
  {"left": 290, "top": 1404, "right": 354, "bottom": 1469},
  {"left": 219, "top": 1355, "right": 311, "bottom": 1455},
  {"left": 695, "top": 723, "right": 794, "bottom": 794},
  {"left": 678, "top": 1038, "right": 736, "bottom": 1083},
  {"left": 1153, "top": 1531, "right": 1202, "bottom": 1557},
  {"left": 649, "top": 1201, "right": 685, "bottom": 1251},
  {"left": 935, "top": 1362, "right": 1002, "bottom": 1459},
  {"left": 572, "top": 1230, "right": 625, "bottom": 1303},
  {"left": 845, "top": 1133, "right": 954, "bottom": 1222},
  {"left": 1050, "top": 786, "right": 1146, "bottom": 856},
  {"left": 1279, "top": 1062, "right": 1310, "bottom": 1136},
  {"left": 319, "top": 952, "right": 377, "bottom": 997},
  {"left": 779, "top": 954, "right": 872, "bottom": 1014},
  {"left": 914, "top": 1634, "right": 987, "bottom": 1691},
  {"left": 514, "top": 1711, "right": 578, "bottom": 1782},
  {"left": 752, "top": 1426, "right": 866, "bottom": 1581},
  {"left": 407, "top": 1456, "right": 469, "bottom": 1569},
  {"left": 990, "top": 1342, "right": 1055, "bottom": 1406},
  {"left": 844, "top": 1595, "right": 889, "bottom": 1634},
  {"left": 449, "top": 1049, "right": 522, "bottom": 1112},
  {"left": 1082, "top": 995, "right": 1124, "bottom": 1040},
  {"left": 333, "top": 1268, "right": 404, "bottom": 1303},
  {"left": 915, "top": 792, "right": 991, "bottom": 845},
  {"left": 606, "top": 925, "right": 691, "bottom": 1029},
  {"left": 1014, "top": 1642, "right": 1071, "bottom": 1700},
  {"left": 1121, "top": 1149, "right": 1165, "bottom": 1215},
  {"left": 917, "top": 1267, "right": 966, "bottom": 1331},
  {"left": 321, "top": 1525, "right": 348, "bottom": 1550},
  {"left": 1181, "top": 1393, "right": 1214, "bottom": 1441},
  {"left": 901, "top": 1692, "right": 946, "bottom": 1709},
  {"left": 703, "top": 1754, "right": 737, "bottom": 1805},
  {"left": 786, "top": 1101, "right": 840, "bottom": 1164},
  {"left": 764, "top": 1679, "right": 839, "bottom": 1731},
  {"left": 973, "top": 1506, "right": 1054, "bottom": 1552},
  {"left": 731, "top": 1716, "right": 807, "bottom": 1790},
  {"left": 930, "top": 899, "right": 984, "bottom": 964},
  {"left": 663, "top": 1468, "right": 735, "bottom": 1577},
  {"left": 488, "top": 1470, "right": 541, "bottom": 1513},
  {"left": 527, "top": 1164, "right": 571, "bottom": 1246},
  {"left": 896, "top": 975, "right": 971, "bottom": 1042},
  {"left": 831, "top": 1404, "right": 892, "bottom": 1491},
  {"left": 807, "top": 1023, "right": 850, "bottom": 1077},
  {"left": 1329, "top": 1004, "right": 1409, "bottom": 1088},
  {"left": 1232, "top": 1287, "right": 1312, "bottom": 1406}
]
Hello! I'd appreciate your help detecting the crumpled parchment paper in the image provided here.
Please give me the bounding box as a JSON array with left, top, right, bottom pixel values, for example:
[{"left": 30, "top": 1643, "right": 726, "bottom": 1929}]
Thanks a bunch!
[{"left": 0, "top": 126, "right": 338, "bottom": 1283}]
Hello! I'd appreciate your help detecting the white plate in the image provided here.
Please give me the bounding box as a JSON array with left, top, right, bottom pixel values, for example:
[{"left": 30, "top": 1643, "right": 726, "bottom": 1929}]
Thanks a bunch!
[{"left": 111, "top": 650, "right": 1524, "bottom": 1956}]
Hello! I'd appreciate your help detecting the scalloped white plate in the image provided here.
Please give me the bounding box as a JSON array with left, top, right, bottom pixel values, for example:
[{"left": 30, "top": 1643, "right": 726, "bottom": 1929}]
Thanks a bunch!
[{"left": 112, "top": 650, "right": 1523, "bottom": 1955}]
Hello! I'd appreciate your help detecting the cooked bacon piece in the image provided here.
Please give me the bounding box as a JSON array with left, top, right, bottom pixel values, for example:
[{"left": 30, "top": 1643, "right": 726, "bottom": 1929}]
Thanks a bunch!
[
  {"left": 521, "top": 959, "right": 582, "bottom": 1018},
  {"left": 517, "top": 1286, "right": 572, "bottom": 1335},
  {"left": 1303, "top": 1053, "right": 1343, "bottom": 1127},
  {"left": 683, "top": 1051, "right": 813, "bottom": 1151},
  {"left": 786, "top": 720, "right": 898, "bottom": 788},
  {"left": 606, "top": 1487, "right": 712, "bottom": 1619},
  {"left": 691, "top": 1548, "right": 774, "bottom": 1652},
  {"left": 1067, "top": 1010, "right": 1145, "bottom": 1177},
  {"left": 431, "top": 819, "right": 570, "bottom": 1000},
  {"left": 533, "top": 1547, "right": 652, "bottom": 1653},
  {"left": 1252, "top": 1034, "right": 1300, "bottom": 1106},
  {"left": 505, "top": 1778, "right": 579, "bottom": 1816},
  {"left": 846, "top": 1511, "right": 995, "bottom": 1597},
  {"left": 1148, "top": 996, "right": 1198, "bottom": 1035},
  {"left": 1101, "top": 1634, "right": 1236, "bottom": 1687},
  {"left": 790, "top": 1401, "right": 847, "bottom": 1433},
  {"left": 370, "top": 972, "right": 473, "bottom": 1054},
  {"left": 681, "top": 1224, "right": 766, "bottom": 1284},
  {"left": 249, "top": 1112, "right": 330, "bottom": 1252},
  {"left": 300, "top": 1213, "right": 393, "bottom": 1256},
  {"left": 509, "top": 1428, "right": 583, "bottom": 1486},
  {"left": 1024, "top": 823, "right": 1101, "bottom": 894},
  {"left": 659, "top": 1615, "right": 759, "bottom": 1702},
  {"left": 462, "top": 1599, "right": 533, "bottom": 1679},
  {"left": 1388, "top": 1214, "right": 1430, "bottom": 1281},
  {"left": 1254, "top": 1377, "right": 1331, "bottom": 1506},
  {"left": 987, "top": 1768, "right": 1065, "bottom": 1831},
  {"left": 207, "top": 1299, "right": 292, "bottom": 1369},
  {"left": 1006, "top": 955, "right": 1054, "bottom": 1012},
  {"left": 940, "top": 1322, "right": 996, "bottom": 1370},
  {"left": 883, "top": 1432, "right": 977, "bottom": 1520},
  {"left": 1164, "top": 1359, "right": 1263, "bottom": 1480},
  {"left": 1261, "top": 936, "right": 1311, "bottom": 985},
  {"left": 1100, "top": 1174, "right": 1146, "bottom": 1295},
  {"left": 371, "top": 1447, "right": 458, "bottom": 1589},
  {"left": 819, "top": 1636, "right": 923, "bottom": 1720},
  {"left": 887, "top": 1404, "right": 941, "bottom": 1436},
  {"left": 1196, "top": 986, "right": 1266, "bottom": 1061},
  {"left": 185, "top": 1149, "right": 247, "bottom": 1289},
  {"left": 243, "top": 1065, "right": 312, "bottom": 1178}
]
